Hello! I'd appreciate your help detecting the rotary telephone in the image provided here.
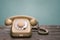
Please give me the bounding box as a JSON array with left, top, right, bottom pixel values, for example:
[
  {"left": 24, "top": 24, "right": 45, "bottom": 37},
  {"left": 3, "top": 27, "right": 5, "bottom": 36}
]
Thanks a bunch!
[{"left": 5, "top": 15, "right": 48, "bottom": 37}]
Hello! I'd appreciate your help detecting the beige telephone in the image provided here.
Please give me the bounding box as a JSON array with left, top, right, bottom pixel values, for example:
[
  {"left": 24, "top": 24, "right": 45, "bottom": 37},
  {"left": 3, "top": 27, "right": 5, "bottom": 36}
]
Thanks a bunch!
[{"left": 5, "top": 15, "right": 48, "bottom": 37}]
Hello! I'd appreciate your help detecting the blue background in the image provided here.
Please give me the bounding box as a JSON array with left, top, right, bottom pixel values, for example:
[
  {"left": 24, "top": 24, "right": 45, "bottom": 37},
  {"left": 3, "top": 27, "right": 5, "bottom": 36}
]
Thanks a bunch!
[{"left": 0, "top": 0, "right": 60, "bottom": 25}]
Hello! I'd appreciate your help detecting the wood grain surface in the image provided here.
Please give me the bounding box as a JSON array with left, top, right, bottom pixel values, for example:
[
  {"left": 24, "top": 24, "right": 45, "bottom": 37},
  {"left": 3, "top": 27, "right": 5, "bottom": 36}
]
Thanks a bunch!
[{"left": 0, "top": 25, "right": 60, "bottom": 40}]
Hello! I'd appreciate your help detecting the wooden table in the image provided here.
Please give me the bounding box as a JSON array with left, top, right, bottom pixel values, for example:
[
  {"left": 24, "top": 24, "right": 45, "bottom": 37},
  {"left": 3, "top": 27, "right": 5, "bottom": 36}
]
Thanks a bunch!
[{"left": 0, "top": 25, "right": 60, "bottom": 40}]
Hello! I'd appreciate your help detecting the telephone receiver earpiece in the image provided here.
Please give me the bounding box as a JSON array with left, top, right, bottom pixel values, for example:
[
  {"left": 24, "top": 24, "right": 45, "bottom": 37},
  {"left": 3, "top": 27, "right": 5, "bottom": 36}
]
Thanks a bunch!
[{"left": 5, "top": 18, "right": 12, "bottom": 26}]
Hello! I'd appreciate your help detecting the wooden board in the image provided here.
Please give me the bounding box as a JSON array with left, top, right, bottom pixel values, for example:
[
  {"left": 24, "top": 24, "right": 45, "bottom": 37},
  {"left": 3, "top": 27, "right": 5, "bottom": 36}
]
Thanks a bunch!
[{"left": 0, "top": 25, "right": 60, "bottom": 40}]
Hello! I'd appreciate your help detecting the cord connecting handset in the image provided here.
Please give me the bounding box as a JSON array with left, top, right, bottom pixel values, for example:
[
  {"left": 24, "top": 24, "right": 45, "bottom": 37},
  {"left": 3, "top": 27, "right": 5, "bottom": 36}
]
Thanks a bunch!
[{"left": 5, "top": 15, "right": 48, "bottom": 37}]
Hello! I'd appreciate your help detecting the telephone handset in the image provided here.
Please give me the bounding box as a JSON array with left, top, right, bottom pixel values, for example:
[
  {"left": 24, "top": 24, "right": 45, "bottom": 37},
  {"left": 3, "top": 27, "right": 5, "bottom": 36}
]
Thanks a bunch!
[{"left": 5, "top": 15, "right": 48, "bottom": 37}]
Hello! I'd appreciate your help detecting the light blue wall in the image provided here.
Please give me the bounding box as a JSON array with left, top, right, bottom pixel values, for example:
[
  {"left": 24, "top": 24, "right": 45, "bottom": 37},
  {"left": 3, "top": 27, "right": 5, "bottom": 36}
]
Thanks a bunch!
[{"left": 0, "top": 0, "right": 60, "bottom": 25}]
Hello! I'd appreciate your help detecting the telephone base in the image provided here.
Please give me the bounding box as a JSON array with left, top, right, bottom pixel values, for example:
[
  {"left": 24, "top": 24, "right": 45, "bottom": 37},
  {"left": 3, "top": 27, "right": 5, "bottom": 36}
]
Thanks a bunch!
[{"left": 10, "top": 32, "right": 32, "bottom": 38}]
